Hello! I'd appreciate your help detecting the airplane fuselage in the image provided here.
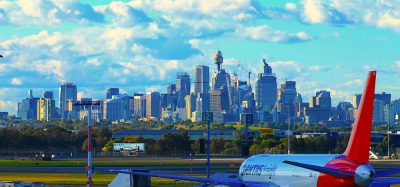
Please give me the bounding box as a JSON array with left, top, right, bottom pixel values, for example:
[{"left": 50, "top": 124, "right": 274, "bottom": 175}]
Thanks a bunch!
[{"left": 240, "top": 154, "right": 342, "bottom": 187}]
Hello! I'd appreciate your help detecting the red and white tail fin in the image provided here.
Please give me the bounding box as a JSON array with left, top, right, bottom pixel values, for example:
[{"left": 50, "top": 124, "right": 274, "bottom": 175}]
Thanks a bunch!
[{"left": 344, "top": 71, "right": 376, "bottom": 163}]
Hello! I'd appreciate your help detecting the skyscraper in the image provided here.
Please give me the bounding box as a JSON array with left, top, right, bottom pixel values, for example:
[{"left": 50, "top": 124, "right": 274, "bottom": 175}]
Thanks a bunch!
[
  {"left": 176, "top": 72, "right": 190, "bottom": 94},
  {"left": 43, "top": 91, "right": 54, "bottom": 100},
  {"left": 194, "top": 65, "right": 210, "bottom": 112},
  {"left": 386, "top": 99, "right": 400, "bottom": 124},
  {"left": 37, "top": 91, "right": 56, "bottom": 121},
  {"left": 306, "top": 90, "right": 332, "bottom": 124},
  {"left": 59, "top": 82, "right": 77, "bottom": 119},
  {"left": 373, "top": 99, "right": 384, "bottom": 123},
  {"left": 106, "top": 88, "right": 119, "bottom": 99},
  {"left": 194, "top": 65, "right": 210, "bottom": 96},
  {"left": 275, "top": 80, "right": 297, "bottom": 122},
  {"left": 176, "top": 72, "right": 190, "bottom": 108},
  {"left": 210, "top": 89, "right": 230, "bottom": 114},
  {"left": 146, "top": 91, "right": 161, "bottom": 119},
  {"left": 375, "top": 92, "right": 391, "bottom": 106},
  {"left": 255, "top": 59, "right": 277, "bottom": 112},
  {"left": 210, "top": 50, "right": 232, "bottom": 115},
  {"left": 185, "top": 94, "right": 196, "bottom": 119},
  {"left": 133, "top": 94, "right": 146, "bottom": 118},
  {"left": 103, "top": 94, "right": 133, "bottom": 121},
  {"left": 17, "top": 90, "right": 39, "bottom": 120},
  {"left": 352, "top": 94, "right": 362, "bottom": 109},
  {"left": 336, "top": 102, "right": 354, "bottom": 121},
  {"left": 167, "top": 84, "right": 176, "bottom": 95}
]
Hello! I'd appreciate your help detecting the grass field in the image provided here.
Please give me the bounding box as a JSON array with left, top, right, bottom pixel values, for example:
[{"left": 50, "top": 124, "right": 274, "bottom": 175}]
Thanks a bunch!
[
  {"left": 0, "top": 172, "right": 203, "bottom": 186},
  {"left": 0, "top": 159, "right": 225, "bottom": 186},
  {"left": 0, "top": 172, "right": 115, "bottom": 185}
]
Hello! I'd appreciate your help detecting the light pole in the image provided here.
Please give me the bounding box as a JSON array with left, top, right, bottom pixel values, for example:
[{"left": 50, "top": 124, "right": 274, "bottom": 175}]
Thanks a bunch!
[
  {"left": 240, "top": 113, "right": 253, "bottom": 157},
  {"left": 285, "top": 106, "right": 291, "bottom": 154},
  {"left": 387, "top": 123, "right": 390, "bottom": 159},
  {"left": 202, "top": 112, "right": 213, "bottom": 179},
  {"left": 75, "top": 100, "right": 101, "bottom": 187}
]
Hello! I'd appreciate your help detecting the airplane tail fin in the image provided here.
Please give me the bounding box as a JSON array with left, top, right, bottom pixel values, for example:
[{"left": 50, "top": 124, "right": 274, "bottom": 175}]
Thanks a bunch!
[{"left": 344, "top": 71, "right": 376, "bottom": 163}]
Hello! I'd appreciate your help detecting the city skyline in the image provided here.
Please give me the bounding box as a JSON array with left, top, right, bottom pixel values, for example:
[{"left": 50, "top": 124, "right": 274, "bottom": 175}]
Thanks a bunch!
[
  {"left": 10, "top": 53, "right": 399, "bottom": 126},
  {"left": 1, "top": 0, "right": 400, "bottom": 114}
]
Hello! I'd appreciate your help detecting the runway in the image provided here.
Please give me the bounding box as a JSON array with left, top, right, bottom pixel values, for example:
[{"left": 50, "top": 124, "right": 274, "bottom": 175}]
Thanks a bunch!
[{"left": 0, "top": 159, "right": 398, "bottom": 175}]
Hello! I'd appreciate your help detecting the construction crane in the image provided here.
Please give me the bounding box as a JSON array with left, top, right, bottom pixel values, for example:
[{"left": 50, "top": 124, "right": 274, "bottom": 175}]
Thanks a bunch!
[{"left": 237, "top": 63, "right": 252, "bottom": 87}]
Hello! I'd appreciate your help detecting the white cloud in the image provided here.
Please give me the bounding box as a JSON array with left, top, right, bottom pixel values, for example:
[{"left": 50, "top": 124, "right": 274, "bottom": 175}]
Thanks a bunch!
[
  {"left": 308, "top": 65, "right": 329, "bottom": 72},
  {"left": 269, "top": 61, "right": 303, "bottom": 80},
  {"left": 377, "top": 13, "right": 400, "bottom": 31},
  {"left": 3, "top": 0, "right": 104, "bottom": 25},
  {"left": 10, "top": 77, "right": 22, "bottom": 85},
  {"left": 285, "top": 3, "right": 298, "bottom": 11},
  {"left": 395, "top": 61, "right": 400, "bottom": 69},
  {"left": 165, "top": 60, "right": 179, "bottom": 69},
  {"left": 133, "top": 0, "right": 260, "bottom": 19},
  {"left": 302, "top": 0, "right": 325, "bottom": 23},
  {"left": 232, "top": 13, "right": 254, "bottom": 21},
  {"left": 77, "top": 92, "right": 84, "bottom": 100},
  {"left": 236, "top": 25, "right": 313, "bottom": 43},
  {"left": 343, "top": 79, "right": 363, "bottom": 87},
  {"left": 0, "top": 101, "right": 17, "bottom": 114}
]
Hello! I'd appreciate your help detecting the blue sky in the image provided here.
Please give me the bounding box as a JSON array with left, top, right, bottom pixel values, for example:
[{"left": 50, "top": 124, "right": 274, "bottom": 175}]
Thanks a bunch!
[{"left": 1, "top": 0, "right": 400, "bottom": 114}]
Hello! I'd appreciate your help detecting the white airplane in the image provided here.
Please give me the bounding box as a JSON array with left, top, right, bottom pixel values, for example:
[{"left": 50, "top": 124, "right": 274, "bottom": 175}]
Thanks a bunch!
[{"left": 111, "top": 71, "right": 400, "bottom": 187}]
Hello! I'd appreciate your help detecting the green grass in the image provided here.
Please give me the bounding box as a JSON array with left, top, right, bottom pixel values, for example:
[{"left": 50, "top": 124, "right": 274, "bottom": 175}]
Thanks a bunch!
[
  {"left": 0, "top": 159, "right": 234, "bottom": 186},
  {"left": 0, "top": 172, "right": 205, "bottom": 186},
  {"left": 0, "top": 172, "right": 115, "bottom": 185}
]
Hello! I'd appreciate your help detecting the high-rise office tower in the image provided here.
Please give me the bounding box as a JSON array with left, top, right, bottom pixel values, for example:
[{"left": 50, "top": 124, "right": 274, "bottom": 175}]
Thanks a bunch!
[
  {"left": 43, "top": 91, "right": 54, "bottom": 100},
  {"left": 194, "top": 65, "right": 210, "bottom": 95},
  {"left": 306, "top": 90, "right": 332, "bottom": 124},
  {"left": 386, "top": 99, "right": 400, "bottom": 124},
  {"left": 17, "top": 91, "right": 39, "bottom": 120},
  {"left": 352, "top": 94, "right": 362, "bottom": 109},
  {"left": 315, "top": 90, "right": 332, "bottom": 108},
  {"left": 106, "top": 88, "right": 120, "bottom": 99},
  {"left": 37, "top": 91, "right": 56, "bottom": 121},
  {"left": 375, "top": 92, "right": 391, "bottom": 106},
  {"left": 194, "top": 65, "right": 210, "bottom": 111},
  {"left": 336, "top": 102, "right": 354, "bottom": 121},
  {"left": 276, "top": 80, "right": 297, "bottom": 121},
  {"left": 59, "top": 81, "right": 77, "bottom": 119},
  {"left": 373, "top": 99, "right": 384, "bottom": 123},
  {"left": 167, "top": 84, "right": 176, "bottom": 95},
  {"left": 146, "top": 91, "right": 161, "bottom": 119},
  {"left": 176, "top": 72, "right": 190, "bottom": 108},
  {"left": 37, "top": 98, "right": 55, "bottom": 122},
  {"left": 255, "top": 59, "right": 277, "bottom": 112},
  {"left": 210, "top": 89, "right": 230, "bottom": 114},
  {"left": 103, "top": 94, "right": 133, "bottom": 121},
  {"left": 176, "top": 72, "right": 190, "bottom": 94},
  {"left": 133, "top": 94, "right": 146, "bottom": 118},
  {"left": 185, "top": 94, "right": 196, "bottom": 119}
]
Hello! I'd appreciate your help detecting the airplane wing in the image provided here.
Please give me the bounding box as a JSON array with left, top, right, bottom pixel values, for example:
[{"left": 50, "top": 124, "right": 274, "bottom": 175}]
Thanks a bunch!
[
  {"left": 110, "top": 170, "right": 266, "bottom": 187},
  {"left": 283, "top": 160, "right": 354, "bottom": 178}
]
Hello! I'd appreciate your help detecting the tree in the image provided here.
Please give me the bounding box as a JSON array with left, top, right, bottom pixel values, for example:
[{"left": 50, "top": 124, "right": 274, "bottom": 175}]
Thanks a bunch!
[{"left": 223, "top": 142, "right": 239, "bottom": 155}]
